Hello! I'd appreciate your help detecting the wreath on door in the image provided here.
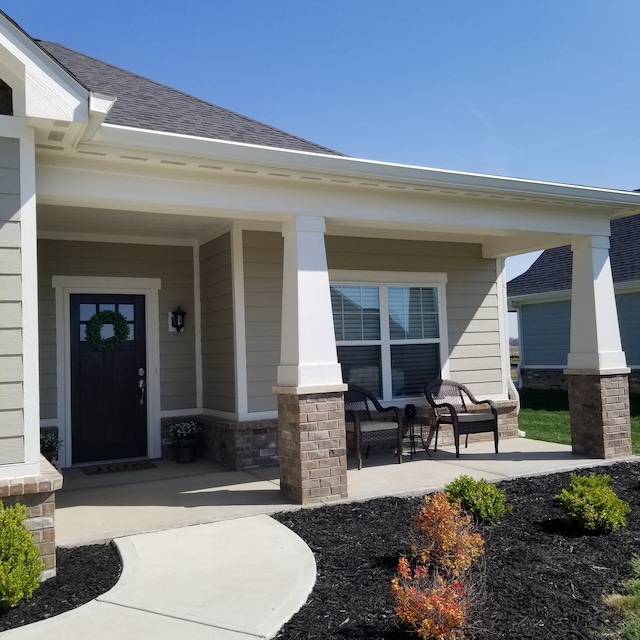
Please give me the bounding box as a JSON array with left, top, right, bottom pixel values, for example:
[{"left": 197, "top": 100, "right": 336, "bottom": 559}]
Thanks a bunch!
[{"left": 85, "top": 310, "right": 130, "bottom": 352}]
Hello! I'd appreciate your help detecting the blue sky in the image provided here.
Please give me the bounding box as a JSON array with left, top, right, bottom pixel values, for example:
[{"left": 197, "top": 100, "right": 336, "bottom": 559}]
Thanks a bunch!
[{"left": 3, "top": 1, "right": 639, "bottom": 332}]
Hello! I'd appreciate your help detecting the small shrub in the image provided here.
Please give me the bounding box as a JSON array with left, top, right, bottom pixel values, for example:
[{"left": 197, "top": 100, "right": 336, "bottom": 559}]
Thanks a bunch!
[
  {"left": 554, "top": 473, "right": 630, "bottom": 533},
  {"left": 413, "top": 492, "right": 484, "bottom": 577},
  {"left": 392, "top": 562, "right": 467, "bottom": 640},
  {"left": 444, "top": 475, "right": 512, "bottom": 525},
  {"left": 0, "top": 502, "right": 43, "bottom": 608}
]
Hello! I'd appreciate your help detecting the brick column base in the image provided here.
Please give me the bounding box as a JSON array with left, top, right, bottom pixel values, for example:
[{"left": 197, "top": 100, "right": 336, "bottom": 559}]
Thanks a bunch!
[
  {"left": 277, "top": 391, "right": 347, "bottom": 505},
  {"left": 567, "top": 373, "right": 632, "bottom": 458},
  {"left": 0, "top": 458, "right": 63, "bottom": 580}
]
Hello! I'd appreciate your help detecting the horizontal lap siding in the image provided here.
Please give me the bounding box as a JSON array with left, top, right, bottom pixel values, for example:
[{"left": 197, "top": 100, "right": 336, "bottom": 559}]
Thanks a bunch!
[
  {"left": 520, "top": 300, "right": 570, "bottom": 367},
  {"left": 326, "top": 236, "right": 503, "bottom": 396},
  {"left": 200, "top": 234, "right": 235, "bottom": 413},
  {"left": 617, "top": 292, "right": 640, "bottom": 367},
  {"left": 0, "top": 138, "right": 23, "bottom": 462},
  {"left": 38, "top": 240, "right": 196, "bottom": 414},
  {"left": 243, "top": 231, "right": 283, "bottom": 412}
]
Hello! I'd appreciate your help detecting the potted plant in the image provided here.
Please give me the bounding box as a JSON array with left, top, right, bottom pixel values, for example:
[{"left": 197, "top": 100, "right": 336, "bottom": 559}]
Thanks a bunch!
[
  {"left": 40, "top": 432, "right": 63, "bottom": 469},
  {"left": 168, "top": 420, "right": 202, "bottom": 463}
]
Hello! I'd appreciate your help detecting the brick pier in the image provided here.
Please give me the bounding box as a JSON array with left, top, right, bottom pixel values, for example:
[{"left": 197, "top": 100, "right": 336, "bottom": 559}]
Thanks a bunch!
[{"left": 277, "top": 390, "right": 347, "bottom": 505}]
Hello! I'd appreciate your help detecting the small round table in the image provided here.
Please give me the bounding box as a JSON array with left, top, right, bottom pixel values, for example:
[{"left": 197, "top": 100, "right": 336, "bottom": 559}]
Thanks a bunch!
[{"left": 404, "top": 415, "right": 437, "bottom": 458}]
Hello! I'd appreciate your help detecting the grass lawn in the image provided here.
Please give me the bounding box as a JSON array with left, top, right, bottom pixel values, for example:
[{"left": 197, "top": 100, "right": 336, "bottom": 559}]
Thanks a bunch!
[{"left": 519, "top": 388, "right": 640, "bottom": 454}]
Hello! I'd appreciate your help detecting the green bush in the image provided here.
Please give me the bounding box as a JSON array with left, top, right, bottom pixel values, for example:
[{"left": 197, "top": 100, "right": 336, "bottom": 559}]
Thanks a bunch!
[
  {"left": 444, "top": 475, "right": 511, "bottom": 525},
  {"left": 0, "top": 502, "right": 43, "bottom": 608},
  {"left": 554, "top": 473, "right": 631, "bottom": 533}
]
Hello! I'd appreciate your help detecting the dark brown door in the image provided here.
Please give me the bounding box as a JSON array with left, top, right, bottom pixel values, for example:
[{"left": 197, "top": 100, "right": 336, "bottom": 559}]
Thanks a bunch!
[{"left": 70, "top": 294, "right": 147, "bottom": 464}]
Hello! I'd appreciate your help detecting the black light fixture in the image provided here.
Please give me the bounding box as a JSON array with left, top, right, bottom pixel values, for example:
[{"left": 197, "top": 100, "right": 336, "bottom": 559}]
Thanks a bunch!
[{"left": 171, "top": 307, "right": 186, "bottom": 332}]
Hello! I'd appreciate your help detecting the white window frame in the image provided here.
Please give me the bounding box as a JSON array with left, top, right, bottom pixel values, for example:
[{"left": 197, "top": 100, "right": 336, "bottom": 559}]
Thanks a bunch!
[{"left": 330, "top": 270, "right": 450, "bottom": 402}]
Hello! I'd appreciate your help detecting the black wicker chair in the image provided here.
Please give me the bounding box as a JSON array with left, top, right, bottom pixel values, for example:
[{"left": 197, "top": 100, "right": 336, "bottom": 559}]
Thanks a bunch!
[
  {"left": 344, "top": 384, "right": 404, "bottom": 470},
  {"left": 424, "top": 378, "right": 498, "bottom": 458}
]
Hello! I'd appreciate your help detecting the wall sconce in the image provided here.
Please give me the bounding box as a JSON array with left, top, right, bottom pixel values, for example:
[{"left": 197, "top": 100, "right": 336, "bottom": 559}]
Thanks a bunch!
[{"left": 170, "top": 307, "right": 186, "bottom": 333}]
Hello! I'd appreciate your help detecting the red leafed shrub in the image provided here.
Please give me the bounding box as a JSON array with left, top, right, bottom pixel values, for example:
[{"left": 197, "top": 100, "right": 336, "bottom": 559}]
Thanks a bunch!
[
  {"left": 413, "top": 492, "right": 484, "bottom": 577},
  {"left": 392, "top": 492, "right": 485, "bottom": 639},
  {"left": 391, "top": 559, "right": 467, "bottom": 640}
]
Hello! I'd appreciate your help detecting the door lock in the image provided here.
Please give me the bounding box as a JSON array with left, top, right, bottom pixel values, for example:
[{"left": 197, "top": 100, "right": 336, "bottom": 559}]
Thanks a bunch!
[{"left": 139, "top": 378, "right": 146, "bottom": 405}]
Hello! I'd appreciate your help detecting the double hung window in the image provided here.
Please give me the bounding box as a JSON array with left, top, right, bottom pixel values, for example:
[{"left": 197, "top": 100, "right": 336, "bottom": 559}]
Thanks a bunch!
[{"left": 330, "top": 274, "right": 446, "bottom": 401}]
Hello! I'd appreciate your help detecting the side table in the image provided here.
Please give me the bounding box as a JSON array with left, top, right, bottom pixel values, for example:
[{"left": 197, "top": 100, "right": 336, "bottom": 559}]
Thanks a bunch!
[{"left": 404, "top": 415, "right": 437, "bottom": 458}]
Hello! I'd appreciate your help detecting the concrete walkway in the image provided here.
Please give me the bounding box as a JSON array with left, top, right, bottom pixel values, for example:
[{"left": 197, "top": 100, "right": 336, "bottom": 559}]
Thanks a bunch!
[{"left": 5, "top": 437, "right": 638, "bottom": 639}]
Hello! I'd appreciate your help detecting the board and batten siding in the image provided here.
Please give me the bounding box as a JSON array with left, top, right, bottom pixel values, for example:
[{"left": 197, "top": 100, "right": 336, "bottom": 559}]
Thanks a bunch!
[
  {"left": 0, "top": 137, "right": 24, "bottom": 463},
  {"left": 617, "top": 292, "right": 640, "bottom": 367},
  {"left": 325, "top": 236, "right": 503, "bottom": 396},
  {"left": 520, "top": 300, "right": 571, "bottom": 367},
  {"left": 38, "top": 240, "right": 196, "bottom": 415},
  {"left": 200, "top": 233, "right": 235, "bottom": 413},
  {"left": 243, "top": 231, "right": 283, "bottom": 413}
]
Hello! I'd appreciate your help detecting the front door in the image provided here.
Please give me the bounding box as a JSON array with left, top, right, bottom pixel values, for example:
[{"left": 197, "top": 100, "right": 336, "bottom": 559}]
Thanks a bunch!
[{"left": 70, "top": 294, "right": 147, "bottom": 464}]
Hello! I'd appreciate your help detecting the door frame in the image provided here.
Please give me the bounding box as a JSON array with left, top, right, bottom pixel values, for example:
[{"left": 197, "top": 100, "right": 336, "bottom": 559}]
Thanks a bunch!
[{"left": 52, "top": 276, "right": 162, "bottom": 468}]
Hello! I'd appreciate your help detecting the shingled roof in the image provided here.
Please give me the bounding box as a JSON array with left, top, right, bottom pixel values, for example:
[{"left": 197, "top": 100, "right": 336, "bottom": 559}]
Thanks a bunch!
[
  {"left": 37, "top": 40, "right": 342, "bottom": 155},
  {"left": 507, "top": 213, "right": 640, "bottom": 297}
]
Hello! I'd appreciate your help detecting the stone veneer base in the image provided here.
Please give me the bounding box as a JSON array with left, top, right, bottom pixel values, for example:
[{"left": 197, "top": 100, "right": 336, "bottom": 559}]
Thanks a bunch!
[
  {"left": 0, "top": 458, "right": 63, "bottom": 580},
  {"left": 568, "top": 373, "right": 632, "bottom": 458}
]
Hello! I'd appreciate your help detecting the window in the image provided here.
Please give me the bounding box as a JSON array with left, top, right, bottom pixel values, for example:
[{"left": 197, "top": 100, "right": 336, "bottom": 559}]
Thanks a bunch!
[{"left": 331, "top": 276, "right": 446, "bottom": 401}]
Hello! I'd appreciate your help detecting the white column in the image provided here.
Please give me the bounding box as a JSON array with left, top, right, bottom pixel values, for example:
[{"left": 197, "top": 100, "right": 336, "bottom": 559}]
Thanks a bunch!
[
  {"left": 565, "top": 235, "right": 629, "bottom": 374},
  {"left": 276, "top": 216, "right": 345, "bottom": 392}
]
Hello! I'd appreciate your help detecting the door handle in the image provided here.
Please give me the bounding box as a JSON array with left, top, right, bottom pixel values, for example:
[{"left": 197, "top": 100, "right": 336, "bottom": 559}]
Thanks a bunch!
[{"left": 139, "top": 378, "right": 146, "bottom": 405}]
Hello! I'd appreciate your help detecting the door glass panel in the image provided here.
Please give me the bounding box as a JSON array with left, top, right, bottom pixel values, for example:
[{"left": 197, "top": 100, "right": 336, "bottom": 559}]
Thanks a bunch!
[
  {"left": 80, "top": 324, "right": 87, "bottom": 341},
  {"left": 119, "top": 304, "right": 134, "bottom": 321},
  {"left": 99, "top": 304, "right": 116, "bottom": 312},
  {"left": 79, "top": 304, "right": 96, "bottom": 321},
  {"left": 127, "top": 325, "right": 135, "bottom": 341},
  {"left": 100, "top": 323, "right": 115, "bottom": 339}
]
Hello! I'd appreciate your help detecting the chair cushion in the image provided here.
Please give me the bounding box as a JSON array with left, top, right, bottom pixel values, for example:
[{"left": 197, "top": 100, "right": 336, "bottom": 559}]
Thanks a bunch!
[
  {"left": 346, "top": 421, "right": 398, "bottom": 433},
  {"left": 438, "top": 412, "right": 494, "bottom": 424}
]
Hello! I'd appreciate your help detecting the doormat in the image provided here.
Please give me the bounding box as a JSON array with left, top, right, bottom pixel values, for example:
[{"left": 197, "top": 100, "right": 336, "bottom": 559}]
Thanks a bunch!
[{"left": 80, "top": 460, "right": 157, "bottom": 475}]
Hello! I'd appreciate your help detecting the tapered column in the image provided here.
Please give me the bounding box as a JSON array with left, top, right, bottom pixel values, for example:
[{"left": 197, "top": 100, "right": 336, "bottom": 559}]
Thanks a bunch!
[
  {"left": 274, "top": 216, "right": 347, "bottom": 504},
  {"left": 564, "top": 235, "right": 631, "bottom": 458}
]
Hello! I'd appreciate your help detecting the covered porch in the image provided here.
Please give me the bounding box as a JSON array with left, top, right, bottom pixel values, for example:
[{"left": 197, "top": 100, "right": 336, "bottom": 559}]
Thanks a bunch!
[{"left": 53, "top": 436, "right": 636, "bottom": 546}]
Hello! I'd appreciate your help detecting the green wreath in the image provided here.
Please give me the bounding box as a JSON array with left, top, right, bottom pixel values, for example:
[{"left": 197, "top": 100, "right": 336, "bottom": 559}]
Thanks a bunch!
[{"left": 85, "top": 310, "right": 130, "bottom": 352}]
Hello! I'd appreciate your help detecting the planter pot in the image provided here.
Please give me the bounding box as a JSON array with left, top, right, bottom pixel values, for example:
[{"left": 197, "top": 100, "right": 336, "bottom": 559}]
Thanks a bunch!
[
  {"left": 173, "top": 438, "right": 199, "bottom": 463},
  {"left": 42, "top": 450, "right": 59, "bottom": 470}
]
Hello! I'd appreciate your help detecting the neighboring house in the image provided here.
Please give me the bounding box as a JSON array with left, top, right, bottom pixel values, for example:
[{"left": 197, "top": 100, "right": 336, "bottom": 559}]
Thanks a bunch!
[
  {"left": 508, "top": 214, "right": 640, "bottom": 392},
  {"left": 0, "top": 12, "right": 639, "bottom": 575}
]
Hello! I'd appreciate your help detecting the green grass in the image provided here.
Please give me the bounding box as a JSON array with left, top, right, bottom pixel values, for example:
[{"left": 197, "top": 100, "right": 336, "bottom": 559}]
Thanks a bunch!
[
  {"left": 603, "top": 557, "right": 640, "bottom": 638},
  {"left": 519, "top": 389, "right": 640, "bottom": 455}
]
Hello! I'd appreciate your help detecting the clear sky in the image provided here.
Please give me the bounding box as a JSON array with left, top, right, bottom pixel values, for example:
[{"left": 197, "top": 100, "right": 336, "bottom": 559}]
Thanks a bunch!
[{"left": 2, "top": 1, "right": 638, "bottom": 333}]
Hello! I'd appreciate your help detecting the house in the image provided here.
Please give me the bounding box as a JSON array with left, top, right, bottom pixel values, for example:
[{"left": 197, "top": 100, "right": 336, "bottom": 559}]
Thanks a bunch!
[
  {"left": 508, "top": 214, "right": 640, "bottom": 392},
  {"left": 0, "top": 11, "right": 639, "bottom": 576}
]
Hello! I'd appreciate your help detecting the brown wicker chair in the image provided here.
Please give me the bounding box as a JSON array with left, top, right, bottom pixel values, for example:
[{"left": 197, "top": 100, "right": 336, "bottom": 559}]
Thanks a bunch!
[
  {"left": 424, "top": 378, "right": 498, "bottom": 458},
  {"left": 344, "top": 384, "right": 404, "bottom": 470}
]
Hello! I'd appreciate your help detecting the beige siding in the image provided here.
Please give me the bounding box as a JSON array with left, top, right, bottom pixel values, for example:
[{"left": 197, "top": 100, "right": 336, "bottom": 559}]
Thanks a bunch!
[
  {"left": 38, "top": 240, "right": 197, "bottom": 416},
  {"left": 243, "top": 231, "right": 283, "bottom": 413},
  {"left": 326, "top": 235, "right": 504, "bottom": 396},
  {"left": 200, "top": 233, "right": 235, "bottom": 412},
  {"left": 0, "top": 137, "right": 23, "bottom": 462}
]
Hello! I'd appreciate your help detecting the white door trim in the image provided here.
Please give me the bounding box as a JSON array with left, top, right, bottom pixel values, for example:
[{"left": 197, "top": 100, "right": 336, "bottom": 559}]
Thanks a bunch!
[{"left": 52, "top": 276, "right": 162, "bottom": 467}]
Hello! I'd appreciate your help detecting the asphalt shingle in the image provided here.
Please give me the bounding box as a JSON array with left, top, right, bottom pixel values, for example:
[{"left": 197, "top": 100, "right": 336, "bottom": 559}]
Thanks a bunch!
[{"left": 37, "top": 40, "right": 343, "bottom": 156}]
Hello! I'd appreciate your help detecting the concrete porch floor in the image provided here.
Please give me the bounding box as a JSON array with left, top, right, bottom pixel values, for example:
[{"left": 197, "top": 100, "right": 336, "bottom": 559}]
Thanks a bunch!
[{"left": 55, "top": 436, "right": 638, "bottom": 546}]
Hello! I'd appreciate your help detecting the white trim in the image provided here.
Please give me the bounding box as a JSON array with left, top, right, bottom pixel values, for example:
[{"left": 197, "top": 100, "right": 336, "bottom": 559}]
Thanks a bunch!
[
  {"left": 38, "top": 230, "right": 196, "bottom": 246},
  {"left": 329, "top": 271, "right": 450, "bottom": 401},
  {"left": 193, "top": 244, "right": 203, "bottom": 409},
  {"left": 160, "top": 408, "right": 202, "bottom": 419},
  {"left": 232, "top": 224, "right": 248, "bottom": 414},
  {"left": 19, "top": 128, "right": 41, "bottom": 472},
  {"left": 52, "top": 276, "right": 161, "bottom": 467},
  {"left": 496, "top": 258, "right": 512, "bottom": 399}
]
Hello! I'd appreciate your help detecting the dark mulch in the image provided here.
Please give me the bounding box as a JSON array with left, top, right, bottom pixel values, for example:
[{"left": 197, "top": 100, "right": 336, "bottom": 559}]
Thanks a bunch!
[
  {"left": 273, "top": 461, "right": 640, "bottom": 639},
  {"left": 0, "top": 543, "right": 121, "bottom": 632},
  {"left": 2, "top": 462, "right": 639, "bottom": 637}
]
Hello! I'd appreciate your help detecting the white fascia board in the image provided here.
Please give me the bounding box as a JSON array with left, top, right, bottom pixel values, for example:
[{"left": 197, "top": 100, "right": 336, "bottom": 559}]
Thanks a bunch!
[
  {"left": 92, "top": 124, "right": 640, "bottom": 213},
  {"left": 81, "top": 92, "right": 117, "bottom": 142},
  {"left": 0, "top": 14, "right": 89, "bottom": 122}
]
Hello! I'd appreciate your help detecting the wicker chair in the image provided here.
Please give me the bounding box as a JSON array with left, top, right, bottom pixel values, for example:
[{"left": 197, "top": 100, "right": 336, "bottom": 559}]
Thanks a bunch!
[
  {"left": 424, "top": 379, "right": 498, "bottom": 458},
  {"left": 344, "top": 384, "right": 404, "bottom": 470}
]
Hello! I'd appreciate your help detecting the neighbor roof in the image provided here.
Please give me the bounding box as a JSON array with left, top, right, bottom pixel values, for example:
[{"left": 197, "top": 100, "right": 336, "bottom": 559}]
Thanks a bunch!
[
  {"left": 507, "top": 213, "right": 640, "bottom": 297},
  {"left": 37, "top": 40, "right": 342, "bottom": 156}
]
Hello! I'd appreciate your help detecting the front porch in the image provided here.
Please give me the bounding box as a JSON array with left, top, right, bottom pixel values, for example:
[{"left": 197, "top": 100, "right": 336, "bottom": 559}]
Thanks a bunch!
[{"left": 52, "top": 437, "right": 637, "bottom": 546}]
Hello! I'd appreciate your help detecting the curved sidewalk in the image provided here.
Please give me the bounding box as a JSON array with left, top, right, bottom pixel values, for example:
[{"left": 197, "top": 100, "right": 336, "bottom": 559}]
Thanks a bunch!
[{"left": 2, "top": 515, "right": 316, "bottom": 640}]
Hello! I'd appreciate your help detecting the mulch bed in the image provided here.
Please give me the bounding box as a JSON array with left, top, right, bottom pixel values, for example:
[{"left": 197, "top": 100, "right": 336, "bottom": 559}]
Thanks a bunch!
[
  {"left": 273, "top": 461, "right": 640, "bottom": 639},
  {"left": 1, "top": 462, "right": 639, "bottom": 638}
]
